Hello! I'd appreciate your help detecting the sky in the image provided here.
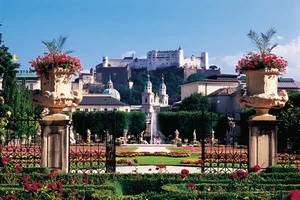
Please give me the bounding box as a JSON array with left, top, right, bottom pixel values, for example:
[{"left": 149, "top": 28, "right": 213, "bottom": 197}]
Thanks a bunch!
[{"left": 1, "top": 0, "right": 300, "bottom": 79}]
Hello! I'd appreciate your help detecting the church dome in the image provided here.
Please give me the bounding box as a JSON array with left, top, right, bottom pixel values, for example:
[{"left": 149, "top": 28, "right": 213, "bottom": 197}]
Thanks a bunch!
[
  {"left": 159, "top": 75, "right": 166, "bottom": 91},
  {"left": 103, "top": 88, "right": 121, "bottom": 101},
  {"left": 103, "top": 77, "right": 121, "bottom": 101}
]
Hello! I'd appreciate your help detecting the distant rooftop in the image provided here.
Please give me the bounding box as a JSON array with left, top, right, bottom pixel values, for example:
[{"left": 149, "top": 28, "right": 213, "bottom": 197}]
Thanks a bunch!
[
  {"left": 16, "top": 70, "right": 38, "bottom": 80},
  {"left": 79, "top": 95, "right": 129, "bottom": 106},
  {"left": 208, "top": 87, "right": 238, "bottom": 97}
]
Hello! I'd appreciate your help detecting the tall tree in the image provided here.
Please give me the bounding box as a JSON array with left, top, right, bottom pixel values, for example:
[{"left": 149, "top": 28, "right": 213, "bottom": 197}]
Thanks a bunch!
[
  {"left": 0, "top": 31, "right": 38, "bottom": 138},
  {"left": 179, "top": 93, "right": 209, "bottom": 112}
]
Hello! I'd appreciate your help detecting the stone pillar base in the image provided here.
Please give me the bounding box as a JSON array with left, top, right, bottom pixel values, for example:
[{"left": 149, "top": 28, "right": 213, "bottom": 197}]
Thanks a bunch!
[
  {"left": 40, "top": 113, "right": 70, "bottom": 173},
  {"left": 248, "top": 119, "right": 280, "bottom": 169}
]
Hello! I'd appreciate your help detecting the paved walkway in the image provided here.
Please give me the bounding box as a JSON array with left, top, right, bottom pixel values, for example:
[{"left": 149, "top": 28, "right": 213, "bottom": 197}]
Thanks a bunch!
[
  {"left": 71, "top": 166, "right": 239, "bottom": 174},
  {"left": 135, "top": 146, "right": 170, "bottom": 153},
  {"left": 116, "top": 165, "right": 200, "bottom": 174}
]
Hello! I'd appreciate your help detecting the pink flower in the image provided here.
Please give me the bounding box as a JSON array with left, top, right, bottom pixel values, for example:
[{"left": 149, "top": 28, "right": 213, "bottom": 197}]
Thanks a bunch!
[
  {"left": 181, "top": 169, "right": 189, "bottom": 178},
  {"left": 156, "top": 164, "right": 167, "bottom": 169},
  {"left": 15, "top": 165, "right": 23, "bottom": 173},
  {"left": 48, "top": 181, "right": 64, "bottom": 193},
  {"left": 231, "top": 170, "right": 248, "bottom": 180},
  {"left": 1, "top": 157, "right": 11, "bottom": 167},
  {"left": 236, "top": 53, "right": 287, "bottom": 74},
  {"left": 186, "top": 182, "right": 196, "bottom": 190},
  {"left": 286, "top": 190, "right": 300, "bottom": 200},
  {"left": 249, "top": 165, "right": 261, "bottom": 173},
  {"left": 197, "top": 159, "right": 205, "bottom": 166},
  {"left": 1, "top": 194, "right": 17, "bottom": 200}
]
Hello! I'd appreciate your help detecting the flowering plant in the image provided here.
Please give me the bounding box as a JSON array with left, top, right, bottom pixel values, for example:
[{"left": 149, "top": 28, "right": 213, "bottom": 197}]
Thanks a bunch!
[
  {"left": 29, "top": 52, "right": 82, "bottom": 77},
  {"left": 236, "top": 28, "right": 288, "bottom": 74},
  {"left": 236, "top": 53, "right": 287, "bottom": 74},
  {"left": 22, "top": 169, "right": 64, "bottom": 200},
  {"left": 231, "top": 169, "right": 248, "bottom": 180}
]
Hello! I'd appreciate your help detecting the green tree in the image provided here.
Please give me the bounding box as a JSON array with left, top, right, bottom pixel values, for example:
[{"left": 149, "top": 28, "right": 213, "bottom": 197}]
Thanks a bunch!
[
  {"left": 186, "top": 73, "right": 206, "bottom": 82},
  {"left": 128, "top": 112, "right": 146, "bottom": 136},
  {"left": 289, "top": 92, "right": 300, "bottom": 107},
  {"left": 12, "top": 81, "right": 39, "bottom": 137},
  {"left": 179, "top": 93, "right": 209, "bottom": 112},
  {"left": 0, "top": 45, "right": 19, "bottom": 107},
  {"left": 0, "top": 39, "right": 38, "bottom": 138},
  {"left": 276, "top": 107, "right": 300, "bottom": 152}
]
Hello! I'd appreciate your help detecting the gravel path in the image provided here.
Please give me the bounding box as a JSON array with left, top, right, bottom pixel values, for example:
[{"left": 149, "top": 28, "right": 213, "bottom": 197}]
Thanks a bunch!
[{"left": 135, "top": 146, "right": 170, "bottom": 153}]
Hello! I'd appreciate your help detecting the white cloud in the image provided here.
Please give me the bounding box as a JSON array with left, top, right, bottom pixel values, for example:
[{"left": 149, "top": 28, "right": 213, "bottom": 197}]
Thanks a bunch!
[
  {"left": 210, "top": 53, "right": 243, "bottom": 74},
  {"left": 213, "top": 36, "right": 300, "bottom": 80},
  {"left": 276, "top": 35, "right": 284, "bottom": 41},
  {"left": 273, "top": 36, "right": 300, "bottom": 79},
  {"left": 121, "top": 50, "right": 136, "bottom": 58}
]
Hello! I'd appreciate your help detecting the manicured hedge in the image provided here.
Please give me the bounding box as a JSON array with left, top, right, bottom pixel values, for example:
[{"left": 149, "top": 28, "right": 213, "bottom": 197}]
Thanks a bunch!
[
  {"left": 0, "top": 170, "right": 299, "bottom": 199},
  {"left": 72, "top": 111, "right": 146, "bottom": 139},
  {"left": 158, "top": 111, "right": 222, "bottom": 140}
]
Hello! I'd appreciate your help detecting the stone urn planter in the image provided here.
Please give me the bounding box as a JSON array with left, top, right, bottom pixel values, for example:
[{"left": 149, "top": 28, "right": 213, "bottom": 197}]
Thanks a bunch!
[
  {"left": 236, "top": 52, "right": 289, "bottom": 120},
  {"left": 30, "top": 52, "right": 82, "bottom": 173},
  {"left": 239, "top": 68, "right": 288, "bottom": 120},
  {"left": 33, "top": 68, "right": 81, "bottom": 114}
]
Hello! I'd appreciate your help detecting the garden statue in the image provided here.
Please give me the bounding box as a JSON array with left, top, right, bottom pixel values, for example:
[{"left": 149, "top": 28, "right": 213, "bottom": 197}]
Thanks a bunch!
[
  {"left": 75, "top": 133, "right": 81, "bottom": 144},
  {"left": 123, "top": 130, "right": 128, "bottom": 144},
  {"left": 225, "top": 117, "right": 235, "bottom": 144},
  {"left": 174, "top": 129, "right": 181, "bottom": 145},
  {"left": 86, "top": 129, "right": 92, "bottom": 143},
  {"left": 174, "top": 129, "right": 179, "bottom": 140},
  {"left": 70, "top": 127, "right": 76, "bottom": 144},
  {"left": 193, "top": 129, "right": 197, "bottom": 143}
]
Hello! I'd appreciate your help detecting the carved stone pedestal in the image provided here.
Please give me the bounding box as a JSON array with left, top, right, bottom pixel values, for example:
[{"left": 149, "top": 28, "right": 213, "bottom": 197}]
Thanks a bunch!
[
  {"left": 40, "top": 114, "right": 70, "bottom": 173},
  {"left": 248, "top": 119, "right": 280, "bottom": 169}
]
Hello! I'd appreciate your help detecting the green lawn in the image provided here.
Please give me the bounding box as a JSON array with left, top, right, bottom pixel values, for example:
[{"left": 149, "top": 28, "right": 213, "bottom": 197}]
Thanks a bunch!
[
  {"left": 167, "top": 147, "right": 192, "bottom": 153},
  {"left": 118, "top": 155, "right": 199, "bottom": 165}
]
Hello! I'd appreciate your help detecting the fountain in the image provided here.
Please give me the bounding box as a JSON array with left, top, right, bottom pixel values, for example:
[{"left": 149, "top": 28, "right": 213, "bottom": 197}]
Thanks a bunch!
[{"left": 150, "top": 112, "right": 165, "bottom": 144}]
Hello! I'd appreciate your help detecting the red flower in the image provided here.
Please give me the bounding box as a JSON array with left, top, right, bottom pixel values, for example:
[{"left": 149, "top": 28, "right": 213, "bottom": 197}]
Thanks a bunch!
[
  {"left": 249, "top": 165, "right": 261, "bottom": 173},
  {"left": 15, "top": 165, "right": 23, "bottom": 173},
  {"left": 186, "top": 182, "right": 196, "bottom": 190},
  {"left": 231, "top": 170, "right": 248, "bottom": 180},
  {"left": 24, "top": 182, "right": 43, "bottom": 192},
  {"left": 181, "top": 169, "right": 189, "bottom": 178},
  {"left": 156, "top": 164, "right": 167, "bottom": 169},
  {"left": 126, "top": 160, "right": 132, "bottom": 166},
  {"left": 48, "top": 182, "right": 64, "bottom": 193},
  {"left": 197, "top": 160, "right": 204, "bottom": 166},
  {"left": 23, "top": 176, "right": 30, "bottom": 184},
  {"left": 1, "top": 157, "right": 11, "bottom": 167},
  {"left": 48, "top": 169, "right": 58, "bottom": 179},
  {"left": 1, "top": 194, "right": 17, "bottom": 200},
  {"left": 286, "top": 190, "right": 300, "bottom": 200}
]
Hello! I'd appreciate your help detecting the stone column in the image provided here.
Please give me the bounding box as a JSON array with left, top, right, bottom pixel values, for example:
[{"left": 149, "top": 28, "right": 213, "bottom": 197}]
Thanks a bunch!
[
  {"left": 248, "top": 120, "right": 279, "bottom": 169},
  {"left": 40, "top": 114, "right": 70, "bottom": 173}
]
